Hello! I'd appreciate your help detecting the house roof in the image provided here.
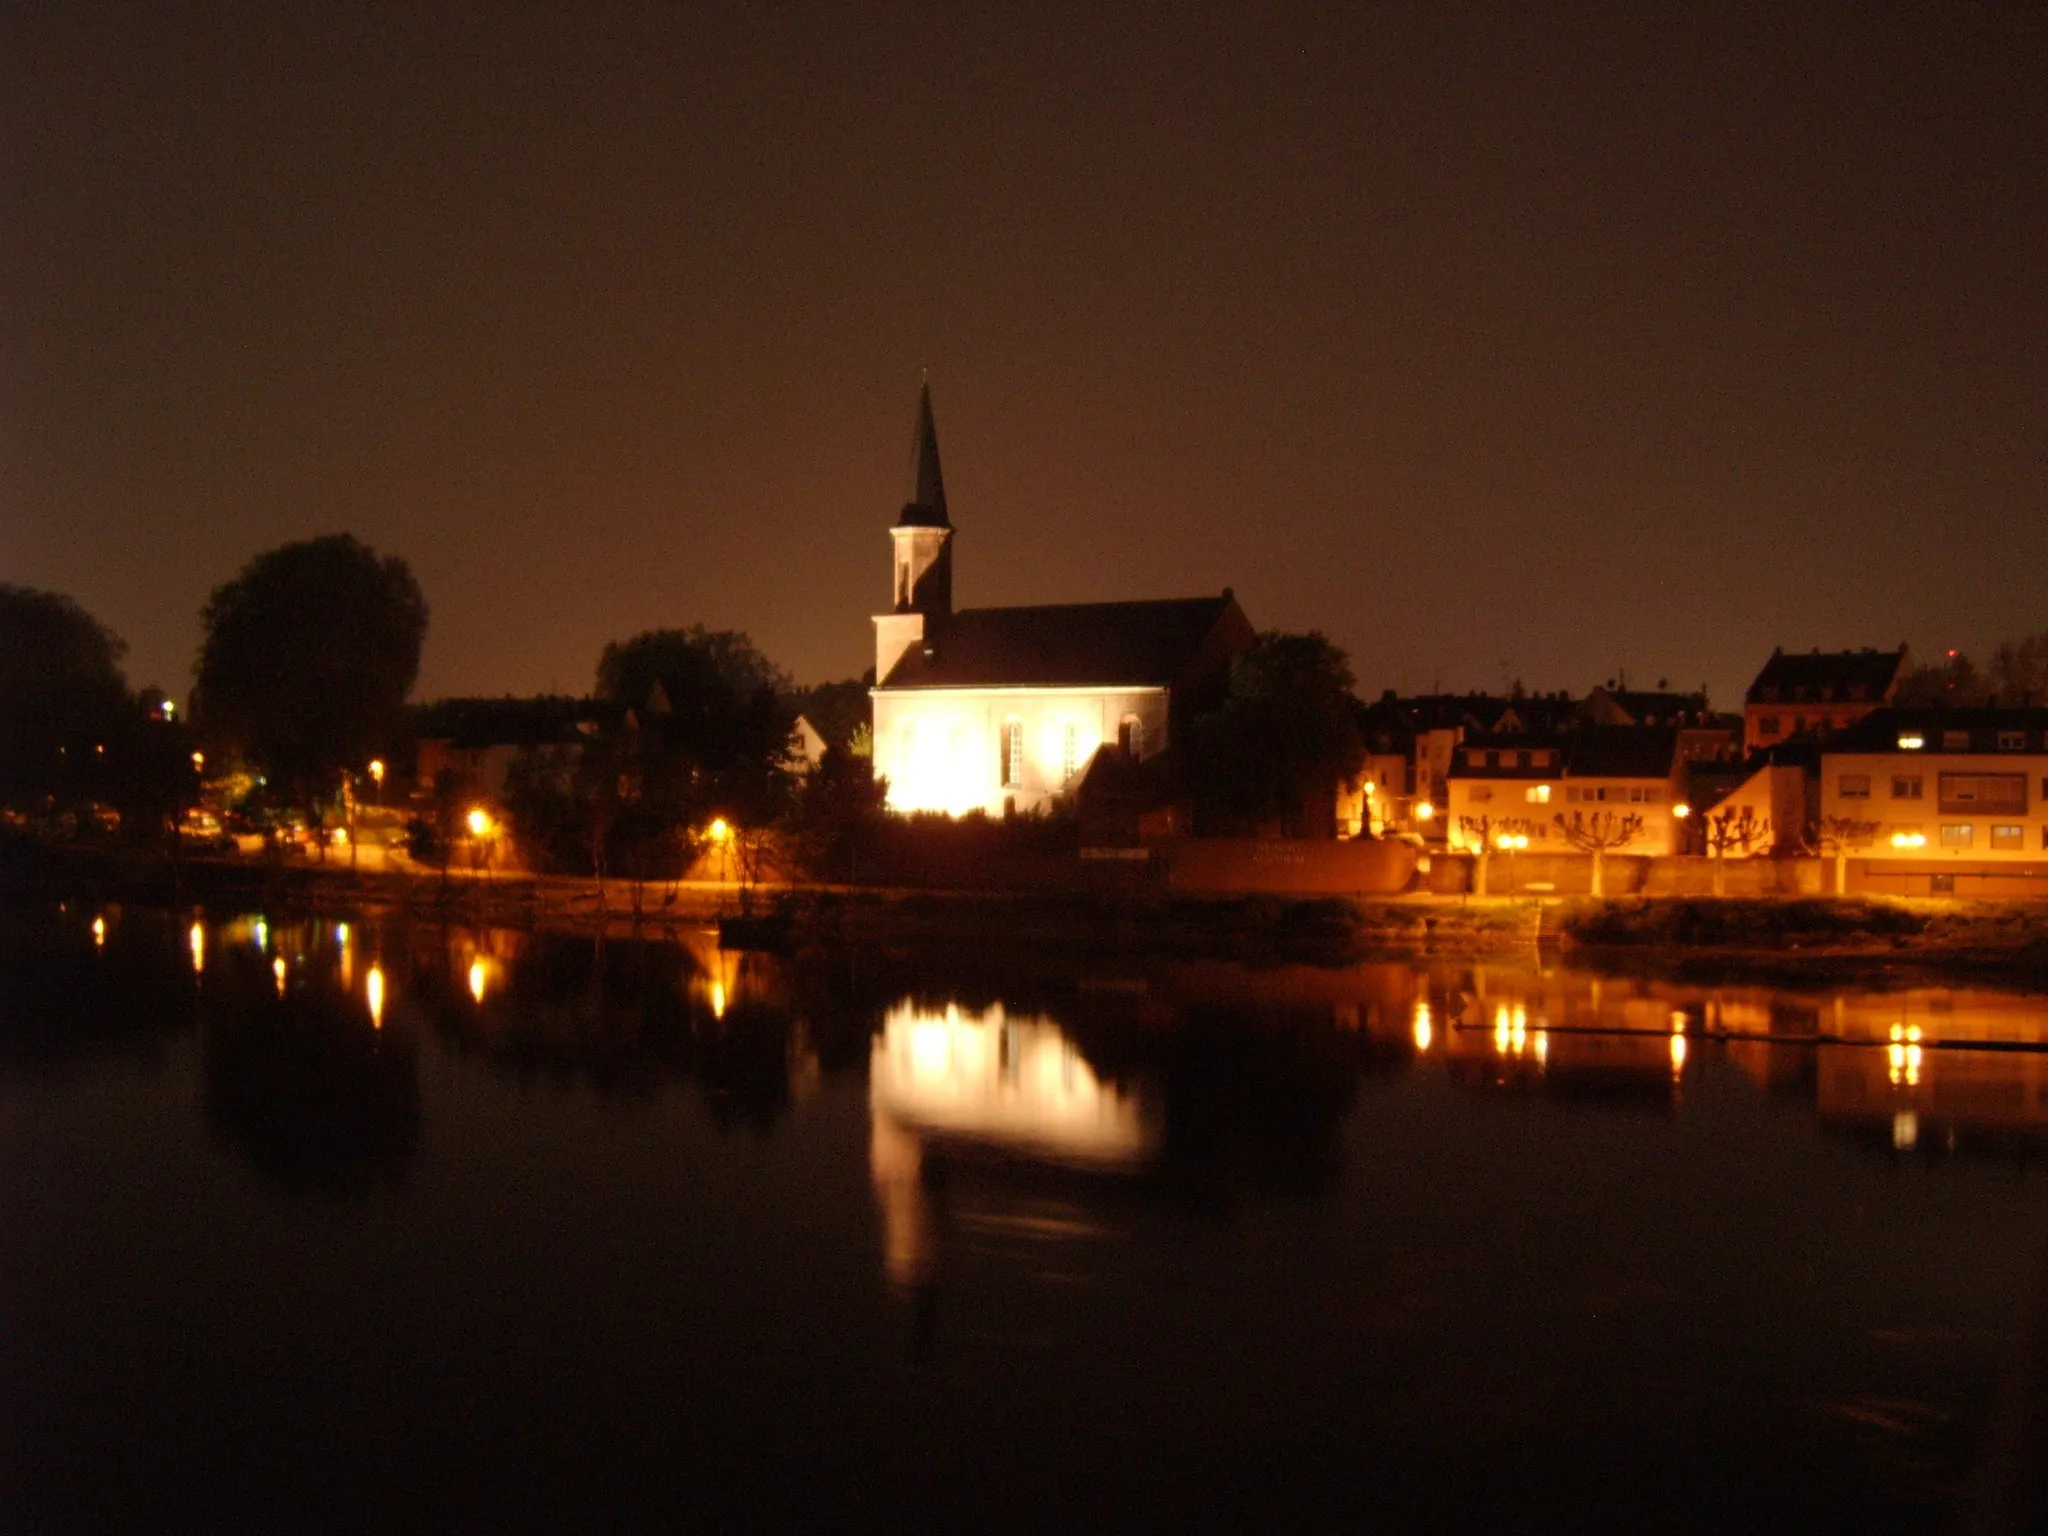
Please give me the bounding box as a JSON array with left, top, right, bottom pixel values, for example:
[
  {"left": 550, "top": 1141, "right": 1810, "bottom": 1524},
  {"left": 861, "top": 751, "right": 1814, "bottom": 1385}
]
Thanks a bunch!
[
  {"left": 1746, "top": 646, "right": 1907, "bottom": 706},
  {"left": 878, "top": 595, "right": 1241, "bottom": 690},
  {"left": 1827, "top": 706, "right": 2048, "bottom": 756},
  {"left": 1567, "top": 726, "right": 1680, "bottom": 779},
  {"left": 413, "top": 696, "right": 606, "bottom": 750}
]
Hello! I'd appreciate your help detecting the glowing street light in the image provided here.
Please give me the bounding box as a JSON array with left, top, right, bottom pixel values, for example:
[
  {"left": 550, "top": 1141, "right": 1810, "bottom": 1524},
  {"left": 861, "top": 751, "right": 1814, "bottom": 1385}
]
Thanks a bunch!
[
  {"left": 1672, "top": 802, "right": 1691, "bottom": 820},
  {"left": 707, "top": 816, "right": 732, "bottom": 844},
  {"left": 466, "top": 807, "right": 493, "bottom": 839},
  {"left": 368, "top": 759, "right": 385, "bottom": 806},
  {"left": 1414, "top": 801, "right": 1435, "bottom": 823}
]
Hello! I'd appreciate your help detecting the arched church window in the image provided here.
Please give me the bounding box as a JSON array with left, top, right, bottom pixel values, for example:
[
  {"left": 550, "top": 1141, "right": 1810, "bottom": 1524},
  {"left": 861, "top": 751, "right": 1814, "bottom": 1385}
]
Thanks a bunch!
[{"left": 1000, "top": 720, "right": 1023, "bottom": 788}]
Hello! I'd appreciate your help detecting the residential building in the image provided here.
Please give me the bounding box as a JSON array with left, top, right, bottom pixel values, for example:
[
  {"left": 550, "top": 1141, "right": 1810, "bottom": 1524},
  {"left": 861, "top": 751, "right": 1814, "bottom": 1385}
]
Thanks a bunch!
[
  {"left": 1819, "top": 707, "right": 2048, "bottom": 894},
  {"left": 1743, "top": 645, "right": 1909, "bottom": 755},
  {"left": 1445, "top": 724, "right": 1711, "bottom": 858}
]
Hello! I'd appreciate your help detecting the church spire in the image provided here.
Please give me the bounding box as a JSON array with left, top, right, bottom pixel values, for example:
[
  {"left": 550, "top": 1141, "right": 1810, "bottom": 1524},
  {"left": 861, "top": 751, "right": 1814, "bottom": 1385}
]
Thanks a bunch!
[{"left": 898, "top": 378, "right": 949, "bottom": 528}]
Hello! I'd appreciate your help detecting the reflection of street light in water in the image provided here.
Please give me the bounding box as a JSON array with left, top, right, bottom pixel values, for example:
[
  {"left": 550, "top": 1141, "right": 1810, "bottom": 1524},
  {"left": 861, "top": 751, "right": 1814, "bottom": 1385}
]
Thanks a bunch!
[
  {"left": 189, "top": 920, "right": 205, "bottom": 974},
  {"left": 273, "top": 955, "right": 287, "bottom": 997},
  {"left": 469, "top": 958, "right": 488, "bottom": 1004},
  {"left": 366, "top": 964, "right": 386, "bottom": 1030}
]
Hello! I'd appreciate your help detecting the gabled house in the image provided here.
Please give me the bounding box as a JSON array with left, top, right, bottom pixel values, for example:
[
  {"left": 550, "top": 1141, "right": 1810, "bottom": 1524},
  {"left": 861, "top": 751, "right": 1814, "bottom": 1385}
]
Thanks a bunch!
[
  {"left": 869, "top": 385, "right": 1254, "bottom": 817},
  {"left": 1744, "top": 645, "right": 1909, "bottom": 754},
  {"left": 412, "top": 696, "right": 607, "bottom": 803}
]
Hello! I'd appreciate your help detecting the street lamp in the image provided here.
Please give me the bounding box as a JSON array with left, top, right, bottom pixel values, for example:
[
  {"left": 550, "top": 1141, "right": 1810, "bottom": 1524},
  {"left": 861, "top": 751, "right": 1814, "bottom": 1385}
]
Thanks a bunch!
[{"left": 368, "top": 759, "right": 385, "bottom": 806}]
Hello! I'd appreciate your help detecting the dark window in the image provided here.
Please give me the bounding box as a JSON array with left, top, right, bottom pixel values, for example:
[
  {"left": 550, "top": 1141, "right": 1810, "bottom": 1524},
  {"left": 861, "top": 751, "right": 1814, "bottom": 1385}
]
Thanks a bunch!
[
  {"left": 1759, "top": 715, "right": 1780, "bottom": 735},
  {"left": 1939, "top": 773, "right": 2027, "bottom": 816},
  {"left": 1891, "top": 776, "right": 1922, "bottom": 799},
  {"left": 1839, "top": 774, "right": 1871, "bottom": 799}
]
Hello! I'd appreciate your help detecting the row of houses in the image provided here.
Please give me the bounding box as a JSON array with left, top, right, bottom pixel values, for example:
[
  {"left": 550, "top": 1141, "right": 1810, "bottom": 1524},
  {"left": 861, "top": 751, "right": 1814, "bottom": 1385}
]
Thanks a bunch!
[{"left": 1353, "top": 644, "right": 2048, "bottom": 895}]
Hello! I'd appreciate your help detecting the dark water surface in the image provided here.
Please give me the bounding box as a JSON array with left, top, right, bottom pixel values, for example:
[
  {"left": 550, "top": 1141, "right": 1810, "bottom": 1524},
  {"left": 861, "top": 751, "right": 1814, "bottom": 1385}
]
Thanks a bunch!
[{"left": 6, "top": 900, "right": 2048, "bottom": 1532}]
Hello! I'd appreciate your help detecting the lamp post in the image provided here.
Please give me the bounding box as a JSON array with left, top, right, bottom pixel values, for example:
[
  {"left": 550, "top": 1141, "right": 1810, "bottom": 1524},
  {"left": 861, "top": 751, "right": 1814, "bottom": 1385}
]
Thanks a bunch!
[{"left": 368, "top": 758, "right": 385, "bottom": 807}]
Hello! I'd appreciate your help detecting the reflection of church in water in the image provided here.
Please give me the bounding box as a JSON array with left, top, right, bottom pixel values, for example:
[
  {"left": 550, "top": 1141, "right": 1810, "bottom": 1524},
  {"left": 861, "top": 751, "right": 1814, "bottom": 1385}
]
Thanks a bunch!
[{"left": 867, "top": 1000, "right": 1158, "bottom": 1288}]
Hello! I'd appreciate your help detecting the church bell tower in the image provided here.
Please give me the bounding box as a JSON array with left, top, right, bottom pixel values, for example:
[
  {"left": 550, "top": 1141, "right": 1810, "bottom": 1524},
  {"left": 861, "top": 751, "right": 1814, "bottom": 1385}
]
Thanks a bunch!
[{"left": 875, "top": 381, "right": 954, "bottom": 680}]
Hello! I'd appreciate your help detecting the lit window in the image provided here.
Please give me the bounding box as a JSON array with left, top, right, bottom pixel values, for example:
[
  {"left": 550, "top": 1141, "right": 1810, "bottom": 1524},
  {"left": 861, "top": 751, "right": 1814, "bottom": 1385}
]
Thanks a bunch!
[
  {"left": 1992, "top": 824, "right": 2024, "bottom": 850},
  {"left": 1939, "top": 824, "right": 1974, "bottom": 849},
  {"left": 1891, "top": 776, "right": 1922, "bottom": 799},
  {"left": 1897, "top": 732, "right": 1924, "bottom": 750},
  {"left": 1526, "top": 784, "right": 1551, "bottom": 804},
  {"left": 1838, "top": 774, "right": 1871, "bottom": 799}
]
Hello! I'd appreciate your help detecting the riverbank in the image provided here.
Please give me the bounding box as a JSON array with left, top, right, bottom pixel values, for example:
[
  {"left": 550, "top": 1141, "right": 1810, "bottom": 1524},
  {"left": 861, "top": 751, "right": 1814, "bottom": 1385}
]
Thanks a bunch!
[{"left": 6, "top": 843, "right": 2048, "bottom": 980}]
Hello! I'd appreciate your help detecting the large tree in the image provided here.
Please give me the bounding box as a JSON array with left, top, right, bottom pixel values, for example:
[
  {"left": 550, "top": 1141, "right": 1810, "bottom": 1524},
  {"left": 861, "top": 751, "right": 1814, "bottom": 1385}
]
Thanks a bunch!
[
  {"left": 1181, "top": 630, "right": 1366, "bottom": 835},
  {"left": 0, "top": 585, "right": 132, "bottom": 808},
  {"left": 194, "top": 535, "right": 428, "bottom": 809}
]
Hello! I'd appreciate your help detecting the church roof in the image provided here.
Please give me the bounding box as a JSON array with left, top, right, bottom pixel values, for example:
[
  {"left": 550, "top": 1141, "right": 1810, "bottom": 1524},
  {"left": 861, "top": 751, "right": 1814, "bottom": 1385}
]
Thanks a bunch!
[
  {"left": 879, "top": 595, "right": 1241, "bottom": 690},
  {"left": 894, "top": 380, "right": 949, "bottom": 529}
]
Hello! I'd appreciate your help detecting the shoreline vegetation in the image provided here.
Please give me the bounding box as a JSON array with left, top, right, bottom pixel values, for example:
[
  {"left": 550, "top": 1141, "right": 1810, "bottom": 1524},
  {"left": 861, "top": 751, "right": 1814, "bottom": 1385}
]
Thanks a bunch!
[{"left": 6, "top": 842, "right": 2048, "bottom": 988}]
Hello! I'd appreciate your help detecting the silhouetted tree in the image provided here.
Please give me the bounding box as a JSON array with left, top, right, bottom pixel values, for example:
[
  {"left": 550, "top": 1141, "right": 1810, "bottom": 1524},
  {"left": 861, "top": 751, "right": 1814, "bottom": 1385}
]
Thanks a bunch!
[
  {"left": 1183, "top": 630, "right": 1366, "bottom": 835},
  {"left": 1552, "top": 809, "right": 1644, "bottom": 898},
  {"left": 0, "top": 585, "right": 132, "bottom": 809},
  {"left": 1704, "top": 805, "right": 1771, "bottom": 895},
  {"left": 1456, "top": 813, "right": 1535, "bottom": 896},
  {"left": 787, "top": 744, "right": 890, "bottom": 883},
  {"left": 193, "top": 535, "right": 427, "bottom": 817},
  {"left": 1804, "top": 814, "right": 1881, "bottom": 897}
]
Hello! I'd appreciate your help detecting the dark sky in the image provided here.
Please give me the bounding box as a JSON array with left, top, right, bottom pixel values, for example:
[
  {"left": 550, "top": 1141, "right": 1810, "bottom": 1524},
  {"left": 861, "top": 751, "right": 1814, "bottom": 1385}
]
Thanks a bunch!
[{"left": 4, "top": 3, "right": 2044, "bottom": 708}]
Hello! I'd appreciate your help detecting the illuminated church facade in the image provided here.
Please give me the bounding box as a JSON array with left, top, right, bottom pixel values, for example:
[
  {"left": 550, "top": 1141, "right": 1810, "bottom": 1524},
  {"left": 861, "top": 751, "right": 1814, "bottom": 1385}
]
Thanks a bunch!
[{"left": 870, "top": 385, "right": 1253, "bottom": 816}]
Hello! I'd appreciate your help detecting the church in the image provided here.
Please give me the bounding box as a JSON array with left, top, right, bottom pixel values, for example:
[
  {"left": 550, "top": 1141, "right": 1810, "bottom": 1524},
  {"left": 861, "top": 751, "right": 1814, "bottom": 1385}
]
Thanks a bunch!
[{"left": 870, "top": 385, "right": 1254, "bottom": 817}]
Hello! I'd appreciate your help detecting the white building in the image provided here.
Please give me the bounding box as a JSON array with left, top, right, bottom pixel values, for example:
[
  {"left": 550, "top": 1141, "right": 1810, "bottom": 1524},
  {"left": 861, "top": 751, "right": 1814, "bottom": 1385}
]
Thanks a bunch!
[{"left": 869, "top": 385, "right": 1252, "bottom": 816}]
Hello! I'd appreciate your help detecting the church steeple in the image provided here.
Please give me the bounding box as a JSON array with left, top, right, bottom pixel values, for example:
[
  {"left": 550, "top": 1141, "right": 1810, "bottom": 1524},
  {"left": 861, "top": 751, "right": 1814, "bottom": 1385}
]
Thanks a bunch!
[
  {"left": 898, "top": 378, "right": 949, "bottom": 528},
  {"left": 877, "top": 379, "right": 955, "bottom": 680}
]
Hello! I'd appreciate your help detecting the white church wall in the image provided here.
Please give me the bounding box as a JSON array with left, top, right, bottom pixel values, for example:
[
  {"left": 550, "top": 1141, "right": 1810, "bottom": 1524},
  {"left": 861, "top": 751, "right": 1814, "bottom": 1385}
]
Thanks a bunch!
[{"left": 873, "top": 685, "right": 1169, "bottom": 816}]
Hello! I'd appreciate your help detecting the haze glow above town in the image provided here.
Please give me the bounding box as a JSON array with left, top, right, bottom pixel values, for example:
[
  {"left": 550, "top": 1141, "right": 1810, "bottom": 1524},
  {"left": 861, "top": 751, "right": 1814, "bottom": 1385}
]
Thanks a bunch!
[{"left": 4, "top": 5, "right": 2043, "bottom": 707}]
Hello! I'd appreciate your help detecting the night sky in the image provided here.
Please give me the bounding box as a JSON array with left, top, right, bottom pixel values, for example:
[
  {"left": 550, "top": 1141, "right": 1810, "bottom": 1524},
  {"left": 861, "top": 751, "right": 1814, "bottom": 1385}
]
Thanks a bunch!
[{"left": 4, "top": 4, "right": 2043, "bottom": 708}]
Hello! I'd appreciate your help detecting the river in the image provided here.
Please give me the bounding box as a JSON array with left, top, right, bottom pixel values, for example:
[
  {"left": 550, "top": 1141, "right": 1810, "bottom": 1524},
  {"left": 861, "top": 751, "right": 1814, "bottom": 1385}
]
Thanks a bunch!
[{"left": 4, "top": 898, "right": 2047, "bottom": 1531}]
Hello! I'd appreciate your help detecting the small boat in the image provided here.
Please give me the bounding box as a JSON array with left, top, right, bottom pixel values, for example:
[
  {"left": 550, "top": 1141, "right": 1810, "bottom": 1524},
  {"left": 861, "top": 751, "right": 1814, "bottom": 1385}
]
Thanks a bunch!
[{"left": 717, "top": 912, "right": 795, "bottom": 952}]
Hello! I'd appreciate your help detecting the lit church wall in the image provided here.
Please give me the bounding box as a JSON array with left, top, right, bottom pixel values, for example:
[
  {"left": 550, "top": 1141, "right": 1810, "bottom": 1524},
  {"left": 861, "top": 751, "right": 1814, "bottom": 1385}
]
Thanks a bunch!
[{"left": 872, "top": 686, "right": 1168, "bottom": 816}]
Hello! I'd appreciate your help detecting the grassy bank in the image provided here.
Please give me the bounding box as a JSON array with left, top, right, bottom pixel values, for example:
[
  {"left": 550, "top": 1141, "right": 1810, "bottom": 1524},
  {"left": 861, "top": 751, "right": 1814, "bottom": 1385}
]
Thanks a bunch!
[
  {"left": 1552, "top": 895, "right": 2048, "bottom": 987},
  {"left": 8, "top": 841, "right": 2048, "bottom": 981}
]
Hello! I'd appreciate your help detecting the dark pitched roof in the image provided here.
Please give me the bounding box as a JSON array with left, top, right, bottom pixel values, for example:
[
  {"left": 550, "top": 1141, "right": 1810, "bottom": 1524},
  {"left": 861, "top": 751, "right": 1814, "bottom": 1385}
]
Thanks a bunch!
[
  {"left": 1566, "top": 726, "right": 1680, "bottom": 779},
  {"left": 1746, "top": 646, "right": 1907, "bottom": 706},
  {"left": 412, "top": 696, "right": 606, "bottom": 750},
  {"left": 894, "top": 380, "right": 949, "bottom": 529},
  {"left": 1828, "top": 706, "right": 2048, "bottom": 756},
  {"left": 878, "top": 595, "right": 1240, "bottom": 689}
]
